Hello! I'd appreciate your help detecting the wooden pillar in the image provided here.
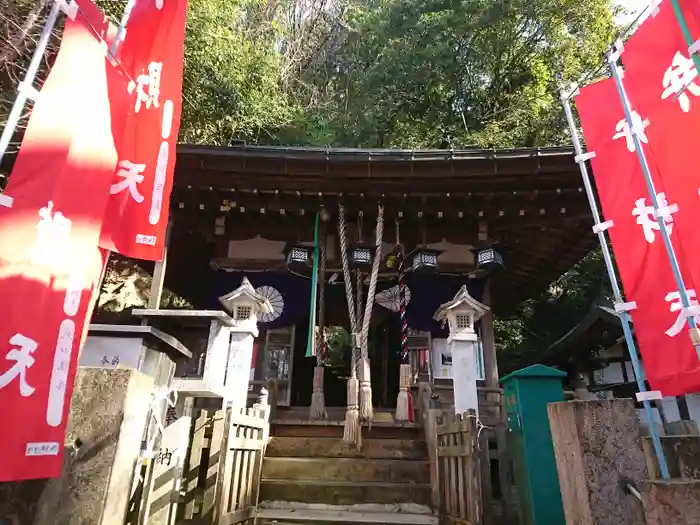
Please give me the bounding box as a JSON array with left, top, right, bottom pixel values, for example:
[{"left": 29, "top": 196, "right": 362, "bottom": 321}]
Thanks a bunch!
[
  {"left": 480, "top": 280, "right": 499, "bottom": 391},
  {"left": 481, "top": 280, "right": 511, "bottom": 520},
  {"left": 148, "top": 222, "right": 171, "bottom": 310}
]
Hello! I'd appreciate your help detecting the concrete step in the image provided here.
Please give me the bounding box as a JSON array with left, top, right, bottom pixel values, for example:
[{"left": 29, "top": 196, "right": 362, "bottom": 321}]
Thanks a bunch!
[
  {"left": 262, "top": 457, "right": 430, "bottom": 484},
  {"left": 257, "top": 508, "right": 438, "bottom": 525},
  {"left": 266, "top": 437, "right": 428, "bottom": 460},
  {"left": 259, "top": 480, "right": 433, "bottom": 506}
]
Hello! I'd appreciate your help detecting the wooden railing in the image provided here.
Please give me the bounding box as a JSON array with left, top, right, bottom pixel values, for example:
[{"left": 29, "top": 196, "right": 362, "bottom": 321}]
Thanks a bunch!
[
  {"left": 178, "top": 392, "right": 271, "bottom": 525},
  {"left": 216, "top": 408, "right": 269, "bottom": 525},
  {"left": 180, "top": 408, "right": 229, "bottom": 523},
  {"left": 436, "top": 410, "right": 482, "bottom": 525}
]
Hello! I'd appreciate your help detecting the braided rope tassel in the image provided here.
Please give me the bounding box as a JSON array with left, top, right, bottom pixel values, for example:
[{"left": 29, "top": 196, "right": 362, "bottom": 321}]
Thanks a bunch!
[
  {"left": 359, "top": 205, "right": 384, "bottom": 425},
  {"left": 339, "top": 204, "right": 361, "bottom": 447},
  {"left": 338, "top": 205, "right": 357, "bottom": 335},
  {"left": 398, "top": 246, "right": 408, "bottom": 361},
  {"left": 395, "top": 244, "right": 412, "bottom": 421},
  {"left": 310, "top": 227, "right": 328, "bottom": 420}
]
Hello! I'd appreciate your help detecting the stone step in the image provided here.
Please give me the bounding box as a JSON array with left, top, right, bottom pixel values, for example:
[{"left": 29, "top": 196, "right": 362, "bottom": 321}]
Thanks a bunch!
[
  {"left": 257, "top": 508, "right": 438, "bottom": 525},
  {"left": 262, "top": 457, "right": 431, "bottom": 484},
  {"left": 259, "top": 480, "right": 433, "bottom": 506},
  {"left": 266, "top": 437, "right": 427, "bottom": 460}
]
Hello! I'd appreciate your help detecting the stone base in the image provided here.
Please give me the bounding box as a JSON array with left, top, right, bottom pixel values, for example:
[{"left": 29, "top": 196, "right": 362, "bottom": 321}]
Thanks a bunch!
[
  {"left": 0, "top": 368, "right": 154, "bottom": 525},
  {"left": 643, "top": 480, "right": 700, "bottom": 525},
  {"left": 665, "top": 420, "right": 699, "bottom": 436},
  {"left": 643, "top": 436, "right": 700, "bottom": 480}
]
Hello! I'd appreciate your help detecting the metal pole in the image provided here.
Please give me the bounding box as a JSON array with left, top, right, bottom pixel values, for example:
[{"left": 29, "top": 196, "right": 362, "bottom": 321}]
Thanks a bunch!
[
  {"left": 0, "top": 0, "right": 72, "bottom": 165},
  {"left": 109, "top": 0, "right": 136, "bottom": 59},
  {"left": 607, "top": 43, "right": 700, "bottom": 359},
  {"left": 668, "top": 0, "right": 700, "bottom": 71},
  {"left": 560, "top": 86, "right": 670, "bottom": 480}
]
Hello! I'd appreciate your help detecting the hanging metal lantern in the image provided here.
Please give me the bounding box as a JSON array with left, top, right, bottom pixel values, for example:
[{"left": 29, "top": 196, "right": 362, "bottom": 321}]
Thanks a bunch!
[
  {"left": 476, "top": 247, "right": 504, "bottom": 272},
  {"left": 285, "top": 243, "right": 312, "bottom": 270},
  {"left": 411, "top": 248, "right": 441, "bottom": 272},
  {"left": 347, "top": 244, "right": 373, "bottom": 268}
]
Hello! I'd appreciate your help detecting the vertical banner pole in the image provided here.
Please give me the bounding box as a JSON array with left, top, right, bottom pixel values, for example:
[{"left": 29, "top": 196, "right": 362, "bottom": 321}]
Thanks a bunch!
[
  {"left": 607, "top": 42, "right": 700, "bottom": 358},
  {"left": 109, "top": 0, "right": 135, "bottom": 58},
  {"left": 0, "top": 0, "right": 75, "bottom": 164},
  {"left": 560, "top": 86, "right": 670, "bottom": 480},
  {"left": 668, "top": 0, "right": 700, "bottom": 70}
]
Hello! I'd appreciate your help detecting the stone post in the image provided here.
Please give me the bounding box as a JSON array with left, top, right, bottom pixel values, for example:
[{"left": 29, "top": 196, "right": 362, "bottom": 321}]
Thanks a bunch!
[
  {"left": 0, "top": 368, "right": 155, "bottom": 525},
  {"left": 202, "top": 320, "right": 232, "bottom": 392},
  {"left": 227, "top": 331, "right": 256, "bottom": 409},
  {"left": 547, "top": 399, "right": 646, "bottom": 525}
]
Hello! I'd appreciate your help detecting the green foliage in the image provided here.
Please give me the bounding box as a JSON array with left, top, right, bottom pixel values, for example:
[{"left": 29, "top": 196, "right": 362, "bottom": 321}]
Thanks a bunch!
[
  {"left": 0, "top": 0, "right": 623, "bottom": 151},
  {"left": 322, "top": 325, "right": 352, "bottom": 369},
  {"left": 494, "top": 249, "right": 611, "bottom": 372},
  {"left": 97, "top": 256, "right": 193, "bottom": 312},
  {"left": 281, "top": 0, "right": 620, "bottom": 148},
  {"left": 174, "top": 0, "right": 622, "bottom": 148},
  {"left": 179, "top": 0, "right": 297, "bottom": 144}
]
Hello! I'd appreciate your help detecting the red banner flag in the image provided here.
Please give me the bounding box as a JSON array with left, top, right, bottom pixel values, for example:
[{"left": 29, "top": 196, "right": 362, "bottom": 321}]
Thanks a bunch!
[
  {"left": 0, "top": 11, "right": 117, "bottom": 481},
  {"left": 575, "top": 78, "right": 700, "bottom": 396},
  {"left": 98, "top": 0, "right": 188, "bottom": 261},
  {"left": 622, "top": 0, "right": 700, "bottom": 298}
]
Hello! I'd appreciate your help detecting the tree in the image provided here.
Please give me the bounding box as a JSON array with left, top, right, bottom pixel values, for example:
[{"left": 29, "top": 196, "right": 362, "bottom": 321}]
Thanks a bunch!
[
  {"left": 494, "top": 249, "right": 612, "bottom": 372},
  {"left": 1, "top": 0, "right": 57, "bottom": 165},
  {"left": 282, "top": 0, "right": 621, "bottom": 148},
  {"left": 178, "top": 0, "right": 298, "bottom": 145}
]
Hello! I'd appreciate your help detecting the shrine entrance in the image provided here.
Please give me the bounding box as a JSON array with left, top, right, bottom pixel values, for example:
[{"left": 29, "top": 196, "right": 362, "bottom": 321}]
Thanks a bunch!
[{"left": 284, "top": 316, "right": 404, "bottom": 409}]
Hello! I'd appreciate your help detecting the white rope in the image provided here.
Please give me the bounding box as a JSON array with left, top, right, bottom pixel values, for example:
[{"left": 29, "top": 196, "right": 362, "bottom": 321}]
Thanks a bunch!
[
  {"left": 338, "top": 204, "right": 357, "bottom": 336},
  {"left": 462, "top": 412, "right": 489, "bottom": 448},
  {"left": 146, "top": 386, "right": 178, "bottom": 451},
  {"left": 360, "top": 205, "right": 384, "bottom": 356}
]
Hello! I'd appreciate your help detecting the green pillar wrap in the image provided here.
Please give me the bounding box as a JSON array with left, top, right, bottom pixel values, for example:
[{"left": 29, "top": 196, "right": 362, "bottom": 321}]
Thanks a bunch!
[
  {"left": 669, "top": 0, "right": 700, "bottom": 73},
  {"left": 305, "top": 212, "right": 320, "bottom": 357}
]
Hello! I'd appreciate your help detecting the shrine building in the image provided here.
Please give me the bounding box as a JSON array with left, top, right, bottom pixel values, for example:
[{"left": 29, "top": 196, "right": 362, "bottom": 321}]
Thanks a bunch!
[{"left": 156, "top": 143, "right": 592, "bottom": 410}]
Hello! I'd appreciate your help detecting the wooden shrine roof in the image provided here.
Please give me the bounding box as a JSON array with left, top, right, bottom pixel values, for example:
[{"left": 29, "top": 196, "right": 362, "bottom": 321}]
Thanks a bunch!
[
  {"left": 546, "top": 302, "right": 622, "bottom": 366},
  {"left": 168, "top": 144, "right": 597, "bottom": 313}
]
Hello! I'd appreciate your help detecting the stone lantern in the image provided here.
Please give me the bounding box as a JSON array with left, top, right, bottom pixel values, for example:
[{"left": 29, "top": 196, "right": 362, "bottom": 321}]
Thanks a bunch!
[
  {"left": 218, "top": 277, "right": 272, "bottom": 409},
  {"left": 434, "top": 285, "right": 489, "bottom": 416},
  {"left": 130, "top": 277, "right": 270, "bottom": 406}
]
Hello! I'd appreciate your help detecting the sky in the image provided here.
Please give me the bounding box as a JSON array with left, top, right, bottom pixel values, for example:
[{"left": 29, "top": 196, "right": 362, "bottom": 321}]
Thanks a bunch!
[{"left": 616, "top": 0, "right": 650, "bottom": 24}]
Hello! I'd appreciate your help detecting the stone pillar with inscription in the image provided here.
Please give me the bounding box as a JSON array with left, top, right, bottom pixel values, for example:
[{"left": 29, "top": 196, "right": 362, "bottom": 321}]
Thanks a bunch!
[
  {"left": 0, "top": 368, "right": 155, "bottom": 525},
  {"left": 78, "top": 322, "right": 193, "bottom": 525},
  {"left": 433, "top": 285, "right": 489, "bottom": 417},
  {"left": 218, "top": 277, "right": 272, "bottom": 410}
]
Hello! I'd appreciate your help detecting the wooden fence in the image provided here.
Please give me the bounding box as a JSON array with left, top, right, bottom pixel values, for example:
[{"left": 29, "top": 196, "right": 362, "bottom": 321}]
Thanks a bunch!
[
  {"left": 435, "top": 410, "right": 482, "bottom": 525},
  {"left": 216, "top": 409, "right": 268, "bottom": 525},
  {"left": 178, "top": 403, "right": 269, "bottom": 525}
]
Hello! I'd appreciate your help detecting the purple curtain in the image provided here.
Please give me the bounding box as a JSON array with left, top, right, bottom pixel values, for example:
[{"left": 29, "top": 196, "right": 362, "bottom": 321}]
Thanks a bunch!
[
  {"left": 209, "top": 269, "right": 485, "bottom": 336},
  {"left": 402, "top": 273, "right": 485, "bottom": 337},
  {"left": 208, "top": 270, "right": 311, "bottom": 329}
]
